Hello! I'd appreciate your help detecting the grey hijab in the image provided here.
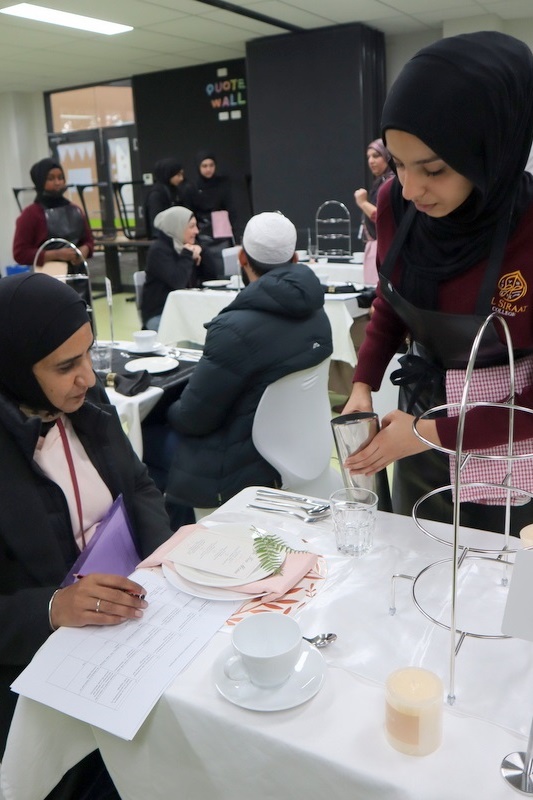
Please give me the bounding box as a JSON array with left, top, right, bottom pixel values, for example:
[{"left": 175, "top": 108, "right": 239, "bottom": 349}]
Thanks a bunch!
[{"left": 154, "top": 206, "right": 194, "bottom": 253}]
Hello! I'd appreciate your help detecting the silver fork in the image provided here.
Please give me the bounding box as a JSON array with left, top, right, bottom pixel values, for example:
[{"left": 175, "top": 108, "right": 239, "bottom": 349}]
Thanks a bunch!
[
  {"left": 254, "top": 495, "right": 330, "bottom": 516},
  {"left": 247, "top": 503, "right": 321, "bottom": 523}
]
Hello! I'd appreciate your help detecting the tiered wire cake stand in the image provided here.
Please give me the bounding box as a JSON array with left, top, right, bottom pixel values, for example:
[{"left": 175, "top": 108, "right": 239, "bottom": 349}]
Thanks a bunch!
[{"left": 388, "top": 313, "right": 533, "bottom": 794}]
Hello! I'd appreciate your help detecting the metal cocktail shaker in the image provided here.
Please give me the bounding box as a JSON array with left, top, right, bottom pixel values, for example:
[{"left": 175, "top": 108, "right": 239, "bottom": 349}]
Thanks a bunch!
[{"left": 331, "top": 412, "right": 380, "bottom": 493}]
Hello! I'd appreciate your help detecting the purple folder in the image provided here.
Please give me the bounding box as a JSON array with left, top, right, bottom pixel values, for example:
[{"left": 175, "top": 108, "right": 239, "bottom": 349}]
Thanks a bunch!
[{"left": 61, "top": 495, "right": 140, "bottom": 587}]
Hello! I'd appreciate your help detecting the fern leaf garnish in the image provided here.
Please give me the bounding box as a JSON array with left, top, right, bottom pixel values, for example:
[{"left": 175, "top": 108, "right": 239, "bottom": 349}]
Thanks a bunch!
[{"left": 251, "top": 529, "right": 307, "bottom": 576}]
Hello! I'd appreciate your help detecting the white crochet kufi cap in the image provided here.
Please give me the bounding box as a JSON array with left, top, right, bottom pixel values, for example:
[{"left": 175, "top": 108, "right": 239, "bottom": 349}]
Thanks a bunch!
[{"left": 242, "top": 212, "right": 297, "bottom": 265}]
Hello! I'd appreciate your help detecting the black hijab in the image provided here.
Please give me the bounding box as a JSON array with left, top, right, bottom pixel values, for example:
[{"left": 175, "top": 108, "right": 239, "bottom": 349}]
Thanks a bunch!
[
  {"left": 30, "top": 157, "right": 70, "bottom": 209},
  {"left": 195, "top": 149, "right": 220, "bottom": 188},
  {"left": 381, "top": 32, "right": 533, "bottom": 309},
  {"left": 0, "top": 273, "right": 89, "bottom": 412},
  {"left": 153, "top": 158, "right": 183, "bottom": 187}
]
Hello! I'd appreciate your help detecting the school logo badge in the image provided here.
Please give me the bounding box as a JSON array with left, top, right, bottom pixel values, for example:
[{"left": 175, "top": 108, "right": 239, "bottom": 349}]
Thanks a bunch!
[{"left": 498, "top": 270, "right": 527, "bottom": 303}]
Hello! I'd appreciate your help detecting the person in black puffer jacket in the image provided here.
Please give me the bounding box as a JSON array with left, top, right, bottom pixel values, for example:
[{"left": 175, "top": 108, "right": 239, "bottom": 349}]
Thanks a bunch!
[{"left": 146, "top": 212, "right": 332, "bottom": 509}]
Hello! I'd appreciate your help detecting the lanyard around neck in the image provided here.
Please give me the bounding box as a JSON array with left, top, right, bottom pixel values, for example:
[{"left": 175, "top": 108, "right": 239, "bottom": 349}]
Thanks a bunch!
[{"left": 56, "top": 418, "right": 86, "bottom": 550}]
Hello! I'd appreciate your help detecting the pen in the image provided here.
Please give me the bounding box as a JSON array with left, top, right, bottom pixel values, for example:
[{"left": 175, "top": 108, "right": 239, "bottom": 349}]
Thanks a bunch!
[{"left": 73, "top": 573, "right": 146, "bottom": 600}]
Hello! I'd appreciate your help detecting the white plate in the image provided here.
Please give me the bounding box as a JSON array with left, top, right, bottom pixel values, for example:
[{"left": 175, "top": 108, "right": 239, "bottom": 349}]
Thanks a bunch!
[
  {"left": 124, "top": 356, "right": 178, "bottom": 374},
  {"left": 124, "top": 341, "right": 164, "bottom": 354},
  {"left": 171, "top": 522, "right": 284, "bottom": 587},
  {"left": 203, "top": 279, "right": 230, "bottom": 288},
  {"left": 162, "top": 563, "right": 258, "bottom": 601},
  {"left": 214, "top": 642, "right": 325, "bottom": 711},
  {"left": 173, "top": 556, "right": 283, "bottom": 587}
]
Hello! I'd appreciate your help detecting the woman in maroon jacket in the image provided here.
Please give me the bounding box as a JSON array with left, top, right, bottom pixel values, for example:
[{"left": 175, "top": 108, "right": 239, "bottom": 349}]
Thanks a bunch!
[
  {"left": 344, "top": 32, "right": 533, "bottom": 535},
  {"left": 13, "top": 157, "right": 93, "bottom": 268}
]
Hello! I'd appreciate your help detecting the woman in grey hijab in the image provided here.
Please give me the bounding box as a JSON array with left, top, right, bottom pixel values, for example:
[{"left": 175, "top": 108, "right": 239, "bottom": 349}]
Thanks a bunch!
[{"left": 141, "top": 206, "right": 217, "bottom": 330}]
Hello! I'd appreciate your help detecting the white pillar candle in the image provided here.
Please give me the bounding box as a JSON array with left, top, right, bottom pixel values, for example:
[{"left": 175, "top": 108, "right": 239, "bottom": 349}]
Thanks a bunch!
[
  {"left": 385, "top": 667, "right": 443, "bottom": 756},
  {"left": 520, "top": 524, "right": 533, "bottom": 546}
]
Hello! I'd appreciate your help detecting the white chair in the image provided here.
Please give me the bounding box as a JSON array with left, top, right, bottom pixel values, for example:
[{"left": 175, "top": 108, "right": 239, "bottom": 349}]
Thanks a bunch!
[
  {"left": 133, "top": 270, "right": 146, "bottom": 324},
  {"left": 221, "top": 245, "right": 241, "bottom": 276},
  {"left": 252, "top": 358, "right": 343, "bottom": 498}
]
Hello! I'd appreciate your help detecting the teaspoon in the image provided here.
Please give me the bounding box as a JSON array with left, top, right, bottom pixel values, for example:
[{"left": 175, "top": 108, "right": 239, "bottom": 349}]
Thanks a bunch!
[{"left": 303, "top": 633, "right": 337, "bottom": 648}]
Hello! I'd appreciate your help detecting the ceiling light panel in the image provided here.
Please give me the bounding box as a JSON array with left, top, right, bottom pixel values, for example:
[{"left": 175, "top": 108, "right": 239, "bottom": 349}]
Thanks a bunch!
[{"left": 0, "top": 4, "right": 133, "bottom": 35}]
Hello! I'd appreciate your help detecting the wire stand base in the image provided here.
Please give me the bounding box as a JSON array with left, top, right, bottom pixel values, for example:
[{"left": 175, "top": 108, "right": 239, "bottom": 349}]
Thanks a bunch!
[{"left": 501, "top": 752, "right": 533, "bottom": 795}]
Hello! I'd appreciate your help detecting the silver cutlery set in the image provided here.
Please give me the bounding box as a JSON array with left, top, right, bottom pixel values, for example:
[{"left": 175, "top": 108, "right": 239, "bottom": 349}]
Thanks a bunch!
[{"left": 247, "top": 488, "right": 330, "bottom": 523}]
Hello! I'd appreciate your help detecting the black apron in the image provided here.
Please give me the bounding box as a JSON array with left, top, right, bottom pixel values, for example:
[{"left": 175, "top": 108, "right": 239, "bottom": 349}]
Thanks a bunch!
[
  {"left": 379, "top": 204, "right": 533, "bottom": 534},
  {"left": 42, "top": 204, "right": 93, "bottom": 328},
  {"left": 43, "top": 204, "right": 85, "bottom": 254}
]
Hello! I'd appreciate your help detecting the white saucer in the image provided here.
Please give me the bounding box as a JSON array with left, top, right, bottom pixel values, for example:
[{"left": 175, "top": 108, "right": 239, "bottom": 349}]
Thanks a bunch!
[
  {"left": 214, "top": 642, "right": 326, "bottom": 711},
  {"left": 124, "top": 356, "right": 178, "bottom": 374},
  {"left": 124, "top": 341, "right": 164, "bottom": 354},
  {"left": 203, "top": 279, "right": 230, "bottom": 288},
  {"left": 162, "top": 563, "right": 257, "bottom": 601}
]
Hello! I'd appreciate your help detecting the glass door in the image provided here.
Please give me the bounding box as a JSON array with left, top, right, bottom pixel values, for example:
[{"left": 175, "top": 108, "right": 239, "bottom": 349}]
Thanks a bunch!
[{"left": 49, "top": 124, "right": 141, "bottom": 237}]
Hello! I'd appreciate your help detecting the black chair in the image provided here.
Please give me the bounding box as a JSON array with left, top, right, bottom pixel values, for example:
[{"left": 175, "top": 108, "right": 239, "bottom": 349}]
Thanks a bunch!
[{"left": 111, "top": 181, "right": 152, "bottom": 241}]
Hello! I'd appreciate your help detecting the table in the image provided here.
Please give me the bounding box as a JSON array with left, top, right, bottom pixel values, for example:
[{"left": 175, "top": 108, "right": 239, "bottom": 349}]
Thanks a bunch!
[
  {"left": 96, "top": 237, "right": 152, "bottom": 293},
  {"left": 158, "top": 287, "right": 367, "bottom": 367},
  {"left": 101, "top": 343, "right": 198, "bottom": 457},
  {"left": 308, "top": 261, "right": 366, "bottom": 285},
  {"left": 2, "top": 487, "right": 531, "bottom": 800}
]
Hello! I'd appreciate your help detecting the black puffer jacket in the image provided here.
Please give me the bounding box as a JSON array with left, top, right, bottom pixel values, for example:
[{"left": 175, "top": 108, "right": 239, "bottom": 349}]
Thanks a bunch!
[{"left": 165, "top": 263, "right": 333, "bottom": 507}]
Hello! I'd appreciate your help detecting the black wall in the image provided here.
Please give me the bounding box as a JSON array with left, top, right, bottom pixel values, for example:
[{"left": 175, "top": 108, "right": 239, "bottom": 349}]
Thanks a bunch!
[
  {"left": 132, "top": 59, "right": 252, "bottom": 239},
  {"left": 132, "top": 24, "right": 385, "bottom": 250},
  {"left": 246, "top": 23, "right": 386, "bottom": 250}
]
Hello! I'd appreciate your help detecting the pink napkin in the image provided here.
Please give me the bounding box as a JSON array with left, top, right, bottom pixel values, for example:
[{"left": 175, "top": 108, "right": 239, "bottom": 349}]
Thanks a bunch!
[{"left": 137, "top": 524, "right": 318, "bottom": 603}]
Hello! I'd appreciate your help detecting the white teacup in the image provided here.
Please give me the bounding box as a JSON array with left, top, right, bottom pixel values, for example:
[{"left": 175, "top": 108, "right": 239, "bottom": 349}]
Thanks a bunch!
[
  {"left": 224, "top": 613, "right": 302, "bottom": 688},
  {"left": 133, "top": 329, "right": 157, "bottom": 350},
  {"left": 228, "top": 274, "right": 243, "bottom": 289}
]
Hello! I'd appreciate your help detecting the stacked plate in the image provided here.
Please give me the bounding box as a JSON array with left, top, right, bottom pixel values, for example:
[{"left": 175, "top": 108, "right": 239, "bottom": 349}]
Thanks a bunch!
[{"left": 162, "top": 523, "right": 285, "bottom": 600}]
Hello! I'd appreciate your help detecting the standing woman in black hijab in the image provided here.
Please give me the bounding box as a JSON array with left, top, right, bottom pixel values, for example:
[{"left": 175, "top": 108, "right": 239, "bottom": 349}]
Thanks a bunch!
[
  {"left": 190, "top": 149, "right": 239, "bottom": 275},
  {"left": 13, "top": 157, "right": 94, "bottom": 268},
  {"left": 0, "top": 272, "right": 173, "bottom": 797},
  {"left": 143, "top": 156, "right": 191, "bottom": 239},
  {"left": 343, "top": 32, "right": 533, "bottom": 535}
]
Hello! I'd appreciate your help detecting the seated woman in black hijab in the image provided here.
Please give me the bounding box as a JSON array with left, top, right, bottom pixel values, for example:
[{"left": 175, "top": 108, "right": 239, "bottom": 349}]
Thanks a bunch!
[
  {"left": 0, "top": 272, "right": 173, "bottom": 797},
  {"left": 13, "top": 157, "right": 94, "bottom": 268}
]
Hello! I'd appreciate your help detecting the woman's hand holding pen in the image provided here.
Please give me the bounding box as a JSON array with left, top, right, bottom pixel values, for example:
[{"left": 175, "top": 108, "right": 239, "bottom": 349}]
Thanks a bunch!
[
  {"left": 49, "top": 573, "right": 148, "bottom": 630},
  {"left": 343, "top": 410, "right": 441, "bottom": 476}
]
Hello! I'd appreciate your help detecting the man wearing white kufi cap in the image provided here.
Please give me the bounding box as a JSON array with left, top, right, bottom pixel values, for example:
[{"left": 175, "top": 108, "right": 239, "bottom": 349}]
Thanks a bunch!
[{"left": 143, "top": 211, "right": 333, "bottom": 511}]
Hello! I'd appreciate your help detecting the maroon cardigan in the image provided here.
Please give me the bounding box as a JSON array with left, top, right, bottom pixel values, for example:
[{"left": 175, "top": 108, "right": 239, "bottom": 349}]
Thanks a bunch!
[
  {"left": 354, "top": 179, "right": 533, "bottom": 450},
  {"left": 13, "top": 202, "right": 94, "bottom": 267}
]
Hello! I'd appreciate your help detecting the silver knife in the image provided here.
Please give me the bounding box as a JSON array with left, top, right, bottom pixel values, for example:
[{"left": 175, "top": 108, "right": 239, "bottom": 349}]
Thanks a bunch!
[{"left": 256, "top": 488, "right": 329, "bottom": 507}]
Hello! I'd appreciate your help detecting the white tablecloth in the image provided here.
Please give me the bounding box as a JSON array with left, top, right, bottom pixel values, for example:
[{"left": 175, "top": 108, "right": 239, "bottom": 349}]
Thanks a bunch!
[
  {"left": 105, "top": 385, "right": 162, "bottom": 458},
  {"left": 2, "top": 487, "right": 531, "bottom": 800},
  {"left": 97, "top": 341, "right": 164, "bottom": 458},
  {"left": 308, "top": 261, "right": 367, "bottom": 285},
  {"left": 158, "top": 289, "right": 367, "bottom": 367}
]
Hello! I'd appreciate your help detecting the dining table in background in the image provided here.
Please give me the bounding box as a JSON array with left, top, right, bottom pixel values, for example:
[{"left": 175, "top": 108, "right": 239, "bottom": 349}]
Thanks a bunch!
[
  {"left": 2, "top": 486, "right": 531, "bottom": 800},
  {"left": 158, "top": 279, "right": 368, "bottom": 368},
  {"left": 99, "top": 341, "right": 199, "bottom": 457}
]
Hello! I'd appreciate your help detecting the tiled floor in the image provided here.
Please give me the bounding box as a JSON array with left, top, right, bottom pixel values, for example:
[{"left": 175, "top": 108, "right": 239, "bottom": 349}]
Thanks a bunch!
[{"left": 93, "top": 291, "right": 140, "bottom": 341}]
